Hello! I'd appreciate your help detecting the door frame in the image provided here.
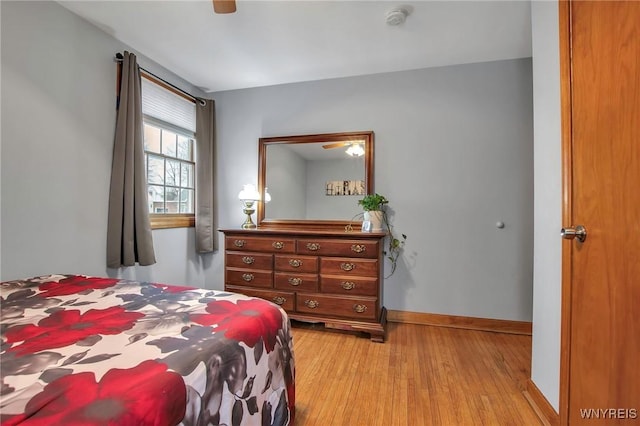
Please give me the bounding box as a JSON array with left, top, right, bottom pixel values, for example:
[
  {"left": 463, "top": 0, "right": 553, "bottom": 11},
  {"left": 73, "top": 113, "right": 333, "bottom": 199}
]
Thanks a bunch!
[{"left": 558, "top": 0, "right": 572, "bottom": 424}]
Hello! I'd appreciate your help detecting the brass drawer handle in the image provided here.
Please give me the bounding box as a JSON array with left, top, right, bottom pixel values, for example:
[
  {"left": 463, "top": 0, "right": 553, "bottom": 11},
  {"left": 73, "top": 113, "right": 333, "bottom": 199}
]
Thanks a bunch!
[
  {"left": 233, "top": 239, "right": 246, "bottom": 248},
  {"left": 305, "top": 299, "right": 319, "bottom": 309},
  {"left": 353, "top": 304, "right": 367, "bottom": 314},
  {"left": 242, "top": 256, "right": 255, "bottom": 265},
  {"left": 272, "top": 296, "right": 286, "bottom": 306},
  {"left": 341, "top": 281, "right": 356, "bottom": 290},
  {"left": 272, "top": 241, "right": 284, "bottom": 249},
  {"left": 289, "top": 259, "right": 303, "bottom": 268},
  {"left": 340, "top": 262, "right": 355, "bottom": 271},
  {"left": 306, "top": 242, "right": 321, "bottom": 251},
  {"left": 241, "top": 273, "right": 254, "bottom": 282},
  {"left": 351, "top": 244, "right": 366, "bottom": 253},
  {"left": 288, "top": 277, "right": 302, "bottom": 286}
]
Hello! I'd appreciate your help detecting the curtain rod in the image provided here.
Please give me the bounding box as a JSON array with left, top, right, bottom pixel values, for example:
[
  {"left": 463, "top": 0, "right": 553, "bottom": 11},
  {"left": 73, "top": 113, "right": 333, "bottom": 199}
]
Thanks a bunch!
[{"left": 115, "top": 52, "right": 205, "bottom": 106}]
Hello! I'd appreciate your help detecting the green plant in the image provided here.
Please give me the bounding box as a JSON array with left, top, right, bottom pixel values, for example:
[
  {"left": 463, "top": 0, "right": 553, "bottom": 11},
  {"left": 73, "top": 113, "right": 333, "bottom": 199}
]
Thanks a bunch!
[
  {"left": 382, "top": 216, "right": 407, "bottom": 277},
  {"left": 355, "top": 193, "right": 407, "bottom": 277},
  {"left": 357, "top": 193, "right": 388, "bottom": 211}
]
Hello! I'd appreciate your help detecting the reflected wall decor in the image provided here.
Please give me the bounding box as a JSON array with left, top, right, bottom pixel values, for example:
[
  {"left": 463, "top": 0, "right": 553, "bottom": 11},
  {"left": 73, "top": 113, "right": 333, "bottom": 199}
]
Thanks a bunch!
[{"left": 325, "top": 180, "right": 365, "bottom": 196}]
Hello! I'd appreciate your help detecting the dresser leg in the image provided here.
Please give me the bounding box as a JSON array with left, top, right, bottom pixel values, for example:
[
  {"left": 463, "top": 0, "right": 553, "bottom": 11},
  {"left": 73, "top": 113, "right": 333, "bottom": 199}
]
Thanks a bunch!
[{"left": 368, "top": 306, "right": 387, "bottom": 342}]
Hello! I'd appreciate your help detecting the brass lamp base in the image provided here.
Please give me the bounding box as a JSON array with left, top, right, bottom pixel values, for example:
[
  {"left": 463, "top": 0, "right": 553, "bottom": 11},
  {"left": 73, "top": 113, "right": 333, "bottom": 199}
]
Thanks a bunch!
[
  {"left": 241, "top": 215, "right": 256, "bottom": 229},
  {"left": 241, "top": 200, "right": 257, "bottom": 229}
]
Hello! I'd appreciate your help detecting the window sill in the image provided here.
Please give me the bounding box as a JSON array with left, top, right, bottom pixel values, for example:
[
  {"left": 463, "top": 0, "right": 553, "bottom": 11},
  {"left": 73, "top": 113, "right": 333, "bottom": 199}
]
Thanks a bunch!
[{"left": 150, "top": 214, "right": 195, "bottom": 230}]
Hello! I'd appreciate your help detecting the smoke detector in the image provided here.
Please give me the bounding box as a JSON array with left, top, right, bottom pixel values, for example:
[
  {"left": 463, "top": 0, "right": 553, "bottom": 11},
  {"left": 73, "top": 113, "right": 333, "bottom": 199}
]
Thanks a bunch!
[{"left": 386, "top": 7, "right": 410, "bottom": 26}]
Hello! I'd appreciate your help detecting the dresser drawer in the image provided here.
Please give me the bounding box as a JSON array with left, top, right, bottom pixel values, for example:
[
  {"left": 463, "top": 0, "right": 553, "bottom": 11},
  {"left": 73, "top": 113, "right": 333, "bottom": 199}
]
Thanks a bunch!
[
  {"left": 225, "top": 236, "right": 295, "bottom": 253},
  {"left": 274, "top": 272, "right": 319, "bottom": 292},
  {"left": 297, "top": 238, "right": 379, "bottom": 259},
  {"left": 320, "top": 257, "right": 378, "bottom": 277},
  {"left": 225, "top": 268, "right": 273, "bottom": 288},
  {"left": 320, "top": 275, "right": 378, "bottom": 297},
  {"left": 296, "top": 293, "right": 377, "bottom": 321},
  {"left": 226, "top": 285, "right": 294, "bottom": 311},
  {"left": 226, "top": 251, "right": 273, "bottom": 270},
  {"left": 275, "top": 255, "right": 319, "bottom": 273}
]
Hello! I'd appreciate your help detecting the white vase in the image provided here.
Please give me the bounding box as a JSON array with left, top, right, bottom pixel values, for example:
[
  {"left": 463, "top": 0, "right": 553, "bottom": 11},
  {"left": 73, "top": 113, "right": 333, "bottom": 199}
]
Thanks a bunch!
[{"left": 363, "top": 210, "right": 384, "bottom": 232}]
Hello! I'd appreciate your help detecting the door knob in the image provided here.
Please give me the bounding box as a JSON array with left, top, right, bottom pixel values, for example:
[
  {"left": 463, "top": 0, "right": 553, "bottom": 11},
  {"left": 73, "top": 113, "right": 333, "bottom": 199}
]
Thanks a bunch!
[{"left": 561, "top": 225, "right": 587, "bottom": 242}]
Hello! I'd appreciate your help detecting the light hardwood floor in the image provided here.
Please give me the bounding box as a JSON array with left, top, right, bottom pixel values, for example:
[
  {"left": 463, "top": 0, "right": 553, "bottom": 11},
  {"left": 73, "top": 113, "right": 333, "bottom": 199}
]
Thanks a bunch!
[{"left": 291, "top": 321, "right": 541, "bottom": 426}]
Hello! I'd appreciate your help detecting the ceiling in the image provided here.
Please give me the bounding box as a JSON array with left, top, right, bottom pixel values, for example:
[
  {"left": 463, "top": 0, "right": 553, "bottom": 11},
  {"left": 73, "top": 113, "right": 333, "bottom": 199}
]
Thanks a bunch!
[
  {"left": 58, "top": 0, "right": 532, "bottom": 93},
  {"left": 286, "top": 140, "right": 367, "bottom": 160}
]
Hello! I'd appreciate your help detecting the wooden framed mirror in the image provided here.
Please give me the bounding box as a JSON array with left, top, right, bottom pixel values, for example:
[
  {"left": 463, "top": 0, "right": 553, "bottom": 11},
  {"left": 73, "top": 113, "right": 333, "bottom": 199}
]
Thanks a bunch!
[{"left": 257, "top": 131, "right": 374, "bottom": 230}]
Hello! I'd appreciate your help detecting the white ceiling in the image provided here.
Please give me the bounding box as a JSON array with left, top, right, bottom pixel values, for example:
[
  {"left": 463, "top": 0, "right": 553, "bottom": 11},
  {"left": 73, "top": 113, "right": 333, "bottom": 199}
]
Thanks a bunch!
[
  {"left": 58, "top": 0, "right": 532, "bottom": 93},
  {"left": 287, "top": 141, "right": 366, "bottom": 160}
]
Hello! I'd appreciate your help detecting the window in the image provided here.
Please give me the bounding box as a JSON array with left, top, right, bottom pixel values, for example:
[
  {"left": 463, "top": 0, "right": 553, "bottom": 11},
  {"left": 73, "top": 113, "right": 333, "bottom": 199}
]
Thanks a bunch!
[
  {"left": 141, "top": 76, "right": 196, "bottom": 229},
  {"left": 144, "top": 123, "right": 195, "bottom": 213}
]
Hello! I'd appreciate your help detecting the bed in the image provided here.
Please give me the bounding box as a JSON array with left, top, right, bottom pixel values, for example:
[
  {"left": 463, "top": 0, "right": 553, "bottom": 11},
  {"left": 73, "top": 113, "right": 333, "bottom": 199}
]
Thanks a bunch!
[{"left": 0, "top": 274, "right": 295, "bottom": 425}]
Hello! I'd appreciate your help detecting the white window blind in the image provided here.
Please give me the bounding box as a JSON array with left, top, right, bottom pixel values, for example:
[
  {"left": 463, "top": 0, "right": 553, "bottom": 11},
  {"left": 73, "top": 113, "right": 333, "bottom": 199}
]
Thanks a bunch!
[{"left": 141, "top": 78, "right": 196, "bottom": 133}]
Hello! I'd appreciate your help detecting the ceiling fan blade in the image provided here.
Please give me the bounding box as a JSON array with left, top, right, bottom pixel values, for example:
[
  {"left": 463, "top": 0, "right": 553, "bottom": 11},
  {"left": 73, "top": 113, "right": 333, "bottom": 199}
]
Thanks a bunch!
[
  {"left": 213, "top": 0, "right": 236, "bottom": 14},
  {"left": 322, "top": 142, "right": 348, "bottom": 149}
]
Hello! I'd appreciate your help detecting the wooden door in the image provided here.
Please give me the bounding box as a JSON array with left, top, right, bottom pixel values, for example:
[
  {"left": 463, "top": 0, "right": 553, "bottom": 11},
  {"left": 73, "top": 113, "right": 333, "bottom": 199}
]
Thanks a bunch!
[{"left": 560, "top": 1, "right": 640, "bottom": 424}]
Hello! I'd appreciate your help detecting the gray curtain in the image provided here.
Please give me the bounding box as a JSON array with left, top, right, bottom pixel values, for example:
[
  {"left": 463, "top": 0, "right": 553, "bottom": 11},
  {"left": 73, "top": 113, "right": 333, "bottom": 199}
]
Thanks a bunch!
[
  {"left": 106, "top": 51, "right": 156, "bottom": 268},
  {"left": 195, "top": 99, "right": 216, "bottom": 253}
]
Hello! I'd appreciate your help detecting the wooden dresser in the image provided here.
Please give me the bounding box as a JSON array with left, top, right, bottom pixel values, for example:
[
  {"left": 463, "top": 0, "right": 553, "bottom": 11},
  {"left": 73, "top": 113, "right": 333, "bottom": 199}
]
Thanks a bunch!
[{"left": 220, "top": 228, "right": 387, "bottom": 342}]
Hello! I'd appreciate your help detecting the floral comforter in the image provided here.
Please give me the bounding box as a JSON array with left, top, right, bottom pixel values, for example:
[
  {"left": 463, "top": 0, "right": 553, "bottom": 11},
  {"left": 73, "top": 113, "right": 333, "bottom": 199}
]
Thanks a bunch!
[{"left": 0, "top": 275, "right": 295, "bottom": 426}]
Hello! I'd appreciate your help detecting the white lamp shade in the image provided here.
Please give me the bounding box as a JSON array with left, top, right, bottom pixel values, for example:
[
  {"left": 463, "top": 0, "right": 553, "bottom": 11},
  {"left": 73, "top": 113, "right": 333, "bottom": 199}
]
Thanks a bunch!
[
  {"left": 238, "top": 184, "right": 260, "bottom": 201},
  {"left": 264, "top": 187, "right": 272, "bottom": 203}
]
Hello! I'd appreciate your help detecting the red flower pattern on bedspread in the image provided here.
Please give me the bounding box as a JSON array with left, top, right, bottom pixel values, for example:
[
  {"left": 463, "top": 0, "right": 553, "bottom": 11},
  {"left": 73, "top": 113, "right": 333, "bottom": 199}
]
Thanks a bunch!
[
  {"left": 4, "top": 307, "right": 143, "bottom": 355},
  {"left": 37, "top": 276, "right": 118, "bottom": 298},
  {"left": 2, "top": 360, "right": 186, "bottom": 426},
  {"left": 0, "top": 275, "right": 295, "bottom": 426},
  {"left": 191, "top": 298, "right": 284, "bottom": 352}
]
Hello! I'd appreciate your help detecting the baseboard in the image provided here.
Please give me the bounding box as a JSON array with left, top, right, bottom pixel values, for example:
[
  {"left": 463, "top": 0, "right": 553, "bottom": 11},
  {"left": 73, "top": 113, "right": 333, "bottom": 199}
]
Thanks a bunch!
[
  {"left": 386, "top": 310, "right": 532, "bottom": 335},
  {"left": 523, "top": 379, "right": 559, "bottom": 426}
]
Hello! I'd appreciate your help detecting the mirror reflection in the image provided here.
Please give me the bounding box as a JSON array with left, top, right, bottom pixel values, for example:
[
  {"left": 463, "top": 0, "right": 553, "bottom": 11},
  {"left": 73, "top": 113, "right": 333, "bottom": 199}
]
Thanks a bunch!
[
  {"left": 257, "top": 131, "right": 374, "bottom": 228},
  {"left": 265, "top": 143, "right": 365, "bottom": 220}
]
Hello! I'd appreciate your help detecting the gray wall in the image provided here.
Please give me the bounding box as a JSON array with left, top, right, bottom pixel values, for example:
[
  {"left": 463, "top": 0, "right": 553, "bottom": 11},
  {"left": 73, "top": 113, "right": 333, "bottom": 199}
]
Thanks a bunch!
[
  {"left": 531, "top": 0, "right": 562, "bottom": 412},
  {"left": 0, "top": 1, "right": 3, "bottom": 277},
  {"left": 0, "top": 1, "right": 212, "bottom": 286},
  {"left": 1, "top": 1, "right": 534, "bottom": 324},
  {"left": 214, "top": 59, "right": 534, "bottom": 321}
]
